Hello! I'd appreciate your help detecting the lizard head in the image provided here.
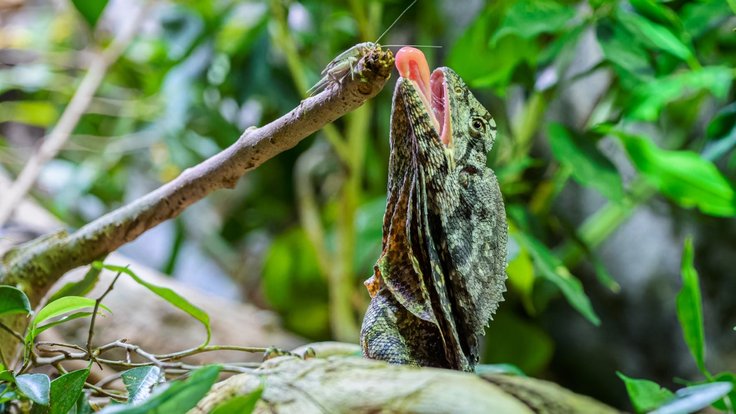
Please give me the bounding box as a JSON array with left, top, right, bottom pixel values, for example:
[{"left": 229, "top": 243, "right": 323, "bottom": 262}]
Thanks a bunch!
[{"left": 394, "top": 47, "right": 497, "bottom": 170}]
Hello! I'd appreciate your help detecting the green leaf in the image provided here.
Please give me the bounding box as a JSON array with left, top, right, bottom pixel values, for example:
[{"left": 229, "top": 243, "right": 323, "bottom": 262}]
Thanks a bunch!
[
  {"left": 48, "top": 265, "right": 102, "bottom": 303},
  {"left": 513, "top": 232, "right": 600, "bottom": 326},
  {"left": 99, "top": 365, "right": 221, "bottom": 414},
  {"left": 15, "top": 373, "right": 50, "bottom": 405},
  {"left": 33, "top": 312, "right": 95, "bottom": 337},
  {"left": 596, "top": 19, "right": 654, "bottom": 86},
  {"left": 628, "top": 66, "right": 732, "bottom": 121},
  {"left": 49, "top": 369, "right": 89, "bottom": 414},
  {"left": 548, "top": 123, "right": 623, "bottom": 201},
  {"left": 617, "top": 372, "right": 674, "bottom": 413},
  {"left": 617, "top": 9, "right": 692, "bottom": 60},
  {"left": 70, "top": 0, "right": 109, "bottom": 29},
  {"left": 448, "top": 5, "right": 537, "bottom": 93},
  {"left": 121, "top": 366, "right": 161, "bottom": 404},
  {"left": 614, "top": 131, "right": 736, "bottom": 217},
  {"left": 506, "top": 226, "right": 535, "bottom": 313},
  {"left": 492, "top": 0, "right": 576, "bottom": 43},
  {"left": 703, "top": 102, "right": 736, "bottom": 161},
  {"left": 95, "top": 263, "right": 211, "bottom": 346},
  {"left": 712, "top": 372, "right": 736, "bottom": 411},
  {"left": 676, "top": 238, "right": 707, "bottom": 374},
  {"left": 210, "top": 386, "right": 262, "bottom": 414},
  {"left": 0, "top": 370, "right": 14, "bottom": 382},
  {"left": 0, "top": 285, "right": 31, "bottom": 317},
  {"left": 652, "top": 382, "right": 733, "bottom": 414}
]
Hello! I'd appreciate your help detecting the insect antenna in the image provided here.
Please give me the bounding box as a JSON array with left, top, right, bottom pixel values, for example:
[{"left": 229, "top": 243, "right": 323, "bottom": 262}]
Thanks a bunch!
[{"left": 374, "top": 0, "right": 418, "bottom": 44}]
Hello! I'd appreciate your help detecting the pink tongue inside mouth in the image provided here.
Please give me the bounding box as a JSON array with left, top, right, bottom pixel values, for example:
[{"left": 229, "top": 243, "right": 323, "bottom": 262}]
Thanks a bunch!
[{"left": 395, "top": 47, "right": 449, "bottom": 145}]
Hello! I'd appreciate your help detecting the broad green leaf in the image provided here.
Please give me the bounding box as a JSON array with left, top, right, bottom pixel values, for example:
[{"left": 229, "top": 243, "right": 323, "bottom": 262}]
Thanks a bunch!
[
  {"left": 48, "top": 265, "right": 102, "bottom": 303},
  {"left": 15, "top": 373, "right": 50, "bottom": 405},
  {"left": 0, "top": 285, "right": 31, "bottom": 317},
  {"left": 121, "top": 366, "right": 161, "bottom": 404},
  {"left": 617, "top": 9, "right": 692, "bottom": 60},
  {"left": 210, "top": 386, "right": 262, "bottom": 414},
  {"left": 31, "top": 297, "right": 110, "bottom": 336},
  {"left": 492, "top": 0, "right": 576, "bottom": 43},
  {"left": 682, "top": 0, "right": 734, "bottom": 38},
  {"left": 628, "top": 67, "right": 732, "bottom": 121},
  {"left": 474, "top": 364, "right": 527, "bottom": 377},
  {"left": 49, "top": 369, "right": 89, "bottom": 414},
  {"left": 70, "top": 0, "right": 109, "bottom": 29},
  {"left": 548, "top": 123, "right": 623, "bottom": 201},
  {"left": 676, "top": 238, "right": 707, "bottom": 374},
  {"left": 617, "top": 372, "right": 674, "bottom": 413},
  {"left": 515, "top": 233, "right": 600, "bottom": 326},
  {"left": 615, "top": 132, "right": 736, "bottom": 217},
  {"left": 95, "top": 263, "right": 211, "bottom": 346},
  {"left": 98, "top": 365, "right": 221, "bottom": 414},
  {"left": 652, "top": 382, "right": 733, "bottom": 414}
]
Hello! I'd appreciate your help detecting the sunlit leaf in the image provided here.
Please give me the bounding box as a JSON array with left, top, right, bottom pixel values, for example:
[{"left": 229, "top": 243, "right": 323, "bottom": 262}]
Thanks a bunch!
[
  {"left": 617, "top": 372, "right": 674, "bottom": 413},
  {"left": 676, "top": 238, "right": 707, "bottom": 374},
  {"left": 49, "top": 369, "right": 89, "bottom": 414},
  {"left": 514, "top": 232, "right": 600, "bottom": 326},
  {"left": 33, "top": 297, "right": 97, "bottom": 327},
  {"left": 0, "top": 285, "right": 31, "bottom": 317},
  {"left": 15, "top": 373, "right": 50, "bottom": 405},
  {"left": 95, "top": 263, "right": 212, "bottom": 346},
  {"left": 548, "top": 123, "right": 623, "bottom": 201},
  {"left": 210, "top": 385, "right": 262, "bottom": 414},
  {"left": 652, "top": 382, "right": 733, "bottom": 414},
  {"left": 70, "top": 0, "right": 109, "bottom": 29},
  {"left": 121, "top": 366, "right": 161, "bottom": 404},
  {"left": 614, "top": 131, "right": 736, "bottom": 217},
  {"left": 628, "top": 66, "right": 732, "bottom": 121}
]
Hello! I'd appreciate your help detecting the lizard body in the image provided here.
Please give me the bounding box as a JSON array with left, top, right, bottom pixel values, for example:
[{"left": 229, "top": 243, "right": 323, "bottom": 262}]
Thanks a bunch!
[{"left": 360, "top": 47, "right": 508, "bottom": 372}]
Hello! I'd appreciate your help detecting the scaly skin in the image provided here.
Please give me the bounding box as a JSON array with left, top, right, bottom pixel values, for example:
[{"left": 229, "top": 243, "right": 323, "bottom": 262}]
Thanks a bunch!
[{"left": 360, "top": 60, "right": 508, "bottom": 372}]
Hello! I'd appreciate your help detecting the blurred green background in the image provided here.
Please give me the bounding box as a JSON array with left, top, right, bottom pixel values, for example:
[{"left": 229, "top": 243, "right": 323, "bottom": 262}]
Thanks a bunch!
[{"left": 1, "top": 0, "right": 735, "bottom": 409}]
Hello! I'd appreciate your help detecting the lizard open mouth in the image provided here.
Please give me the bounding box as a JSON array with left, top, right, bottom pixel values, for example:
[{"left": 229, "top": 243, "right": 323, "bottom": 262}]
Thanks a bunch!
[{"left": 395, "top": 47, "right": 452, "bottom": 147}]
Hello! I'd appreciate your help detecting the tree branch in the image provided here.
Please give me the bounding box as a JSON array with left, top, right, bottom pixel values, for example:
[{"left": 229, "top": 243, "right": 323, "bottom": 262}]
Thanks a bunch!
[{"left": 0, "top": 46, "right": 395, "bottom": 305}]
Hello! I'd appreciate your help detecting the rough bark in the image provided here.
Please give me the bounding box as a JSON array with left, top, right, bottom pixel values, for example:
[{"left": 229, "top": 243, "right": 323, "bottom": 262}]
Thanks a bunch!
[{"left": 191, "top": 355, "right": 620, "bottom": 414}]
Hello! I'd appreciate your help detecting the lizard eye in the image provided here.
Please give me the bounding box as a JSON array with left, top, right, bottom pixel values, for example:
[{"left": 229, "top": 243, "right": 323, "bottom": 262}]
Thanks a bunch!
[{"left": 469, "top": 117, "right": 485, "bottom": 137}]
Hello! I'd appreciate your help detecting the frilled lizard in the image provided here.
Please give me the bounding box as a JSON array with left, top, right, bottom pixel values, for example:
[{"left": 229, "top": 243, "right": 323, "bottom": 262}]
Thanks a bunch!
[{"left": 360, "top": 47, "right": 508, "bottom": 372}]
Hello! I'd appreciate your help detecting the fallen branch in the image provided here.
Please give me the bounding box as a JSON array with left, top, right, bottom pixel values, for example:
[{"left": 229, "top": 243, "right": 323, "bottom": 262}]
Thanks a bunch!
[
  {"left": 0, "top": 46, "right": 394, "bottom": 305},
  {"left": 191, "top": 355, "right": 618, "bottom": 414}
]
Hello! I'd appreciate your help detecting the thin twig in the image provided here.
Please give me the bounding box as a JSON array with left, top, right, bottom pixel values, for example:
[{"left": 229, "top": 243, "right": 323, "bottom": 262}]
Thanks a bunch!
[
  {"left": 0, "top": 322, "right": 24, "bottom": 342},
  {"left": 0, "top": 0, "right": 152, "bottom": 227},
  {"left": 86, "top": 271, "right": 122, "bottom": 356}
]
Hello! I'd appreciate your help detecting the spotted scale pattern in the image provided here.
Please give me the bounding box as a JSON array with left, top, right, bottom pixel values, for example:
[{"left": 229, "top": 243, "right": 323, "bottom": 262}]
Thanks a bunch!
[{"left": 360, "top": 67, "right": 508, "bottom": 372}]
